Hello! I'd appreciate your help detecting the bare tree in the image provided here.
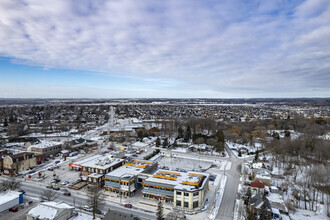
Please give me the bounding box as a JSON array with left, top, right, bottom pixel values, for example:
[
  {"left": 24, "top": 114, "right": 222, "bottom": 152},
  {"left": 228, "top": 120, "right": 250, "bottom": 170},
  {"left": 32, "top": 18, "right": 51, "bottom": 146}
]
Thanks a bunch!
[
  {"left": 2, "top": 176, "right": 21, "bottom": 191},
  {"left": 41, "top": 189, "right": 58, "bottom": 201},
  {"left": 86, "top": 186, "right": 105, "bottom": 219}
]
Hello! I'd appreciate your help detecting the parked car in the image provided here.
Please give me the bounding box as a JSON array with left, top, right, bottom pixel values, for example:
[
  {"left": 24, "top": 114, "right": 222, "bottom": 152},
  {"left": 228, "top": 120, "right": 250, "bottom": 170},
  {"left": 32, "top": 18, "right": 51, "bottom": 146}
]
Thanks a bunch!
[
  {"left": 124, "top": 203, "right": 133, "bottom": 208},
  {"left": 52, "top": 186, "right": 60, "bottom": 191},
  {"left": 83, "top": 205, "right": 92, "bottom": 212},
  {"left": 9, "top": 207, "right": 18, "bottom": 212},
  {"left": 51, "top": 179, "right": 60, "bottom": 183},
  {"left": 61, "top": 181, "right": 70, "bottom": 185},
  {"left": 46, "top": 185, "right": 53, "bottom": 189},
  {"left": 63, "top": 191, "right": 71, "bottom": 196},
  {"left": 55, "top": 160, "right": 60, "bottom": 164}
]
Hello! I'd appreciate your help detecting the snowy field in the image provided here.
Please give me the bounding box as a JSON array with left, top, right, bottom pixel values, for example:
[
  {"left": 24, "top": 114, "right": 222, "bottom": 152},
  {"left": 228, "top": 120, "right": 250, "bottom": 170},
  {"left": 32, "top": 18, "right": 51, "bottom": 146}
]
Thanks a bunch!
[{"left": 157, "top": 156, "right": 214, "bottom": 172}]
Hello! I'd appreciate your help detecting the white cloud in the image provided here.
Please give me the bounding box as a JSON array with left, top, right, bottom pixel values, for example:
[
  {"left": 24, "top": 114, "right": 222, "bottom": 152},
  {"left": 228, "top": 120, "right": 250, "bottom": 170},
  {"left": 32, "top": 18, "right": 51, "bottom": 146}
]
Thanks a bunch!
[{"left": 0, "top": 0, "right": 329, "bottom": 97}]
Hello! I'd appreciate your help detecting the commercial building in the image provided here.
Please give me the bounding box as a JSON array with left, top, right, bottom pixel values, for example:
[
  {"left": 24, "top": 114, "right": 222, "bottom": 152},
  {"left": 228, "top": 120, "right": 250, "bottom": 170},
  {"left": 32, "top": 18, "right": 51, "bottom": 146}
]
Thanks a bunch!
[
  {"left": 70, "top": 138, "right": 97, "bottom": 150},
  {"left": 69, "top": 155, "right": 124, "bottom": 187},
  {"left": 27, "top": 141, "right": 62, "bottom": 159},
  {"left": 142, "top": 170, "right": 209, "bottom": 211},
  {"left": 69, "top": 155, "right": 124, "bottom": 175},
  {"left": 0, "top": 191, "right": 23, "bottom": 213},
  {"left": 26, "top": 201, "right": 74, "bottom": 220},
  {"left": 3, "top": 152, "right": 37, "bottom": 175},
  {"left": 104, "top": 160, "right": 158, "bottom": 196}
]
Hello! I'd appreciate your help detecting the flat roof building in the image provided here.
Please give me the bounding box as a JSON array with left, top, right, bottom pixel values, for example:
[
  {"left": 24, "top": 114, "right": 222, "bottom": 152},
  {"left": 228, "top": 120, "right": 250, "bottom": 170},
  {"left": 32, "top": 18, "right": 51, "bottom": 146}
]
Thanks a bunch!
[
  {"left": 104, "top": 160, "right": 158, "bottom": 197},
  {"left": 142, "top": 169, "right": 209, "bottom": 211},
  {"left": 69, "top": 155, "right": 125, "bottom": 187},
  {"left": 27, "top": 141, "right": 62, "bottom": 159}
]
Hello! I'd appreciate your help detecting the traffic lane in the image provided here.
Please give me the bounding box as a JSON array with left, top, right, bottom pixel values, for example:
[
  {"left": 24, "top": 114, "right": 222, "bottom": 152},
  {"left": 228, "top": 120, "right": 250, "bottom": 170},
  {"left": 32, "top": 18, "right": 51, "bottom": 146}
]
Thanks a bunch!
[
  {"left": 216, "top": 161, "right": 241, "bottom": 220},
  {"left": 21, "top": 183, "right": 156, "bottom": 220}
]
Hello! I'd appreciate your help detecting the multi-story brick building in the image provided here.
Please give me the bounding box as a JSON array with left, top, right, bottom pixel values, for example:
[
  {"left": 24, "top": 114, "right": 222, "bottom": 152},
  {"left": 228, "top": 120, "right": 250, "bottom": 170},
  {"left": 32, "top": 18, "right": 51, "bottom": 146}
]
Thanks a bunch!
[{"left": 3, "top": 152, "right": 37, "bottom": 175}]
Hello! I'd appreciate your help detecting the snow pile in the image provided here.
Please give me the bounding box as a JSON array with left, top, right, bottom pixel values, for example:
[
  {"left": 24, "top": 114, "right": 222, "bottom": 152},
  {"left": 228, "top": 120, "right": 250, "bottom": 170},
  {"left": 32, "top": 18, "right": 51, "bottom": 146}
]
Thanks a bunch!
[{"left": 208, "top": 175, "right": 227, "bottom": 220}]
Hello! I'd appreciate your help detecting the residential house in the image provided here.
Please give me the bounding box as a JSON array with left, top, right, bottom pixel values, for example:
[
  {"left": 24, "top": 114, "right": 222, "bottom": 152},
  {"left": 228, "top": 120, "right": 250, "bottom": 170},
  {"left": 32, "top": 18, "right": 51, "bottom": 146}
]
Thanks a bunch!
[
  {"left": 251, "top": 179, "right": 265, "bottom": 194},
  {"left": 249, "top": 193, "right": 273, "bottom": 219}
]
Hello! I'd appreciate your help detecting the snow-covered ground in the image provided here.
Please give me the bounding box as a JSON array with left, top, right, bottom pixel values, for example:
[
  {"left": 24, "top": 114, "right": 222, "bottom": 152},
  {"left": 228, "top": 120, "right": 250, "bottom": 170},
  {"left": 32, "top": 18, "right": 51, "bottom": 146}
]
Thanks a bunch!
[
  {"left": 69, "top": 212, "right": 100, "bottom": 220},
  {"left": 290, "top": 208, "right": 329, "bottom": 220},
  {"left": 157, "top": 156, "right": 213, "bottom": 171},
  {"left": 208, "top": 175, "right": 228, "bottom": 220},
  {"left": 266, "top": 129, "right": 301, "bottom": 140},
  {"left": 226, "top": 141, "right": 260, "bottom": 158}
]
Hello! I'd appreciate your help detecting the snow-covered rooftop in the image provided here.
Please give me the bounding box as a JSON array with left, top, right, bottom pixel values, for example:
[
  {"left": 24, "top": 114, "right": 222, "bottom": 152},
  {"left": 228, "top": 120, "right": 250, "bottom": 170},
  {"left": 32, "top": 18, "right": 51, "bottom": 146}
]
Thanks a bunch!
[
  {"left": 88, "top": 173, "right": 103, "bottom": 178},
  {"left": 145, "top": 169, "right": 209, "bottom": 192},
  {"left": 70, "top": 155, "right": 124, "bottom": 170},
  {"left": 27, "top": 202, "right": 74, "bottom": 219},
  {"left": 0, "top": 191, "right": 21, "bottom": 206},
  {"left": 105, "top": 164, "right": 145, "bottom": 179},
  {"left": 30, "top": 141, "right": 62, "bottom": 149},
  {"left": 105, "top": 159, "right": 156, "bottom": 179}
]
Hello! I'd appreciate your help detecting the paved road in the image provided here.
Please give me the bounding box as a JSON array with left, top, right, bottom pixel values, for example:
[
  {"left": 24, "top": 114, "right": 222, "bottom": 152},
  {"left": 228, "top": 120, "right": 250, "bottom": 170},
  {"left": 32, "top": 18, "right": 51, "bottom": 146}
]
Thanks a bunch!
[
  {"left": 216, "top": 144, "right": 242, "bottom": 220},
  {"left": 16, "top": 181, "right": 157, "bottom": 220}
]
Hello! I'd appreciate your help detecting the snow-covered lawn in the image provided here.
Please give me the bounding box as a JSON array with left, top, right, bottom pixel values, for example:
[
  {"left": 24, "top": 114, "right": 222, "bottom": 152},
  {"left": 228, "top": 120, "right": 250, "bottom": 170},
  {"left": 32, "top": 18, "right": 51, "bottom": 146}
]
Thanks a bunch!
[
  {"left": 226, "top": 141, "right": 260, "bottom": 158},
  {"left": 290, "top": 208, "right": 329, "bottom": 220}
]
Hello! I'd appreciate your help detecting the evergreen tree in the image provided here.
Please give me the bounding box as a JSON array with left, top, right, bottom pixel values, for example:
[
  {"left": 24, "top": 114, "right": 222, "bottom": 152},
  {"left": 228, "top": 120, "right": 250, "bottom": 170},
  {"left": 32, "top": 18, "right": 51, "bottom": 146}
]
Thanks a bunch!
[
  {"left": 173, "top": 139, "right": 177, "bottom": 148},
  {"left": 254, "top": 150, "right": 259, "bottom": 161},
  {"left": 215, "top": 129, "right": 225, "bottom": 143},
  {"left": 214, "top": 130, "right": 225, "bottom": 152},
  {"left": 272, "top": 132, "right": 280, "bottom": 140},
  {"left": 178, "top": 126, "right": 184, "bottom": 139},
  {"left": 184, "top": 125, "right": 191, "bottom": 142},
  {"left": 156, "top": 137, "right": 161, "bottom": 147},
  {"left": 285, "top": 130, "right": 291, "bottom": 138},
  {"left": 3, "top": 118, "right": 8, "bottom": 127},
  {"left": 163, "top": 137, "right": 169, "bottom": 147},
  {"left": 156, "top": 201, "right": 164, "bottom": 220}
]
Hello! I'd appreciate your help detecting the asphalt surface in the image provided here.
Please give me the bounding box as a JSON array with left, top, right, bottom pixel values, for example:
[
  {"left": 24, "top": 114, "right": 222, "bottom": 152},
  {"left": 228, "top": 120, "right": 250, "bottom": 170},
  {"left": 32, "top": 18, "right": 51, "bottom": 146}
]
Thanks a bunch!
[
  {"left": 18, "top": 181, "right": 157, "bottom": 220},
  {"left": 216, "top": 144, "right": 242, "bottom": 220}
]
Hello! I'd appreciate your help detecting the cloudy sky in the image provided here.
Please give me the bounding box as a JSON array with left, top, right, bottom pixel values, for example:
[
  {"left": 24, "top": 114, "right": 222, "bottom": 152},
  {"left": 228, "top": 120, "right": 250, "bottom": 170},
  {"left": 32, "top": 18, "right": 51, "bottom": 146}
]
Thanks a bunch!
[{"left": 0, "top": 0, "right": 329, "bottom": 98}]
